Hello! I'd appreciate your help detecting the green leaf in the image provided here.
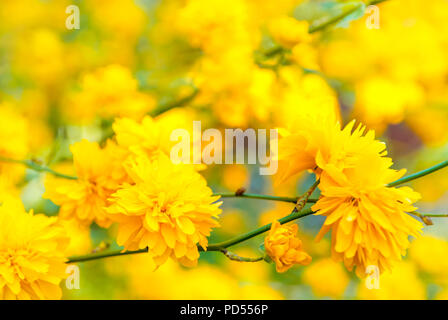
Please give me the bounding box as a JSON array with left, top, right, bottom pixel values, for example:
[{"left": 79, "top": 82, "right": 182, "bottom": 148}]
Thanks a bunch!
[
  {"left": 335, "top": 3, "right": 366, "bottom": 29},
  {"left": 294, "top": 1, "right": 367, "bottom": 33}
]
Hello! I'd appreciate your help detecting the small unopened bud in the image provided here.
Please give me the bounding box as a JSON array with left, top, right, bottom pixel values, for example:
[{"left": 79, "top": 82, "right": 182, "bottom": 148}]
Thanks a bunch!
[
  {"left": 422, "top": 216, "right": 433, "bottom": 226},
  {"left": 235, "top": 187, "right": 246, "bottom": 196}
]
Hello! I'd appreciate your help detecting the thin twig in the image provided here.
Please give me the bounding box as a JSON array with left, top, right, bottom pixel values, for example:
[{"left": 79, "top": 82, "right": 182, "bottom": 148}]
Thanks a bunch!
[
  {"left": 0, "top": 156, "right": 77, "bottom": 180},
  {"left": 150, "top": 88, "right": 199, "bottom": 117},
  {"left": 387, "top": 160, "right": 448, "bottom": 187},
  {"left": 66, "top": 207, "right": 315, "bottom": 263},
  {"left": 219, "top": 249, "right": 264, "bottom": 262},
  {"left": 309, "top": 0, "right": 389, "bottom": 33},
  {"left": 213, "top": 191, "right": 318, "bottom": 204},
  {"left": 411, "top": 211, "right": 448, "bottom": 226},
  {"left": 295, "top": 179, "right": 320, "bottom": 212}
]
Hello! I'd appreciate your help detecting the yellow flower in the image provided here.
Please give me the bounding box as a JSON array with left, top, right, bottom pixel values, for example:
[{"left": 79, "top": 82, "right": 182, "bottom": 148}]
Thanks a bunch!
[
  {"left": 58, "top": 219, "right": 92, "bottom": 257},
  {"left": 274, "top": 69, "right": 340, "bottom": 128},
  {"left": 358, "top": 261, "right": 426, "bottom": 300},
  {"left": 313, "top": 155, "right": 423, "bottom": 277},
  {"left": 44, "top": 139, "right": 124, "bottom": 228},
  {"left": 410, "top": 235, "right": 448, "bottom": 281},
  {"left": 0, "top": 199, "right": 68, "bottom": 300},
  {"left": 122, "top": 255, "right": 283, "bottom": 299},
  {"left": 264, "top": 221, "right": 311, "bottom": 273},
  {"left": 353, "top": 77, "right": 424, "bottom": 133},
  {"left": 113, "top": 116, "right": 164, "bottom": 158},
  {"left": 90, "top": 0, "right": 147, "bottom": 40},
  {"left": 66, "top": 64, "right": 155, "bottom": 122},
  {"left": 126, "top": 257, "right": 239, "bottom": 299},
  {"left": 407, "top": 106, "right": 448, "bottom": 147},
  {"left": 0, "top": 176, "right": 21, "bottom": 205},
  {"left": 291, "top": 42, "right": 319, "bottom": 70},
  {"left": 276, "top": 113, "right": 423, "bottom": 277},
  {"left": 268, "top": 16, "right": 311, "bottom": 48},
  {"left": 176, "top": 0, "right": 259, "bottom": 55},
  {"left": 0, "top": 103, "right": 29, "bottom": 158},
  {"left": 274, "top": 113, "right": 338, "bottom": 185},
  {"left": 0, "top": 103, "right": 29, "bottom": 183},
  {"left": 303, "top": 258, "right": 349, "bottom": 299},
  {"left": 13, "top": 29, "right": 67, "bottom": 87},
  {"left": 106, "top": 154, "right": 222, "bottom": 268},
  {"left": 221, "top": 165, "right": 249, "bottom": 192},
  {"left": 113, "top": 108, "right": 202, "bottom": 164},
  {"left": 319, "top": 0, "right": 448, "bottom": 141},
  {"left": 275, "top": 116, "right": 384, "bottom": 185}
]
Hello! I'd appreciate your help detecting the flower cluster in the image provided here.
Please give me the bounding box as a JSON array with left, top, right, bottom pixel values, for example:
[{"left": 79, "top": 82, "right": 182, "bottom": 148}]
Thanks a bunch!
[
  {"left": 275, "top": 114, "right": 423, "bottom": 276},
  {"left": 44, "top": 139, "right": 125, "bottom": 228},
  {"left": 44, "top": 114, "right": 222, "bottom": 269},
  {"left": 0, "top": 0, "right": 447, "bottom": 301}
]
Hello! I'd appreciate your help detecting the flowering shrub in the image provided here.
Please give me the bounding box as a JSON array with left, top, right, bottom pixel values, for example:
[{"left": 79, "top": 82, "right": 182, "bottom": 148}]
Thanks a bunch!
[{"left": 0, "top": 0, "right": 448, "bottom": 300}]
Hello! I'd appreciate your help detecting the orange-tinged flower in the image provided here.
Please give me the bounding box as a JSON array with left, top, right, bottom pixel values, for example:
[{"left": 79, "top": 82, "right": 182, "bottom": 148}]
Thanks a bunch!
[
  {"left": 44, "top": 139, "right": 125, "bottom": 228},
  {"left": 312, "top": 155, "right": 423, "bottom": 277},
  {"left": 106, "top": 153, "right": 221, "bottom": 268},
  {"left": 276, "top": 115, "right": 423, "bottom": 277},
  {"left": 0, "top": 199, "right": 68, "bottom": 300},
  {"left": 275, "top": 115, "right": 387, "bottom": 185},
  {"left": 264, "top": 221, "right": 311, "bottom": 273}
]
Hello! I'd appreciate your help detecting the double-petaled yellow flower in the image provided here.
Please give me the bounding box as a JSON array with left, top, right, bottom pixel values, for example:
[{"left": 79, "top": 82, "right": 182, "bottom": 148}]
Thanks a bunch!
[
  {"left": 113, "top": 108, "right": 203, "bottom": 167},
  {"left": 312, "top": 133, "right": 423, "bottom": 277},
  {"left": 66, "top": 64, "right": 155, "bottom": 122},
  {"left": 264, "top": 221, "right": 311, "bottom": 273},
  {"left": 275, "top": 115, "right": 423, "bottom": 277},
  {"left": 106, "top": 153, "right": 222, "bottom": 268},
  {"left": 44, "top": 139, "right": 125, "bottom": 228},
  {"left": 275, "top": 115, "right": 386, "bottom": 185},
  {"left": 268, "top": 16, "right": 311, "bottom": 49},
  {"left": 0, "top": 199, "right": 68, "bottom": 300}
]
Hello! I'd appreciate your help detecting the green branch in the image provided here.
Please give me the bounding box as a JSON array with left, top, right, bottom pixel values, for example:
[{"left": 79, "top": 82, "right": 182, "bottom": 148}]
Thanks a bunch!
[
  {"left": 64, "top": 158, "right": 448, "bottom": 264},
  {"left": 205, "top": 208, "right": 314, "bottom": 251},
  {"left": 418, "top": 213, "right": 448, "bottom": 218},
  {"left": 67, "top": 208, "right": 314, "bottom": 264},
  {"left": 0, "top": 156, "right": 77, "bottom": 180},
  {"left": 219, "top": 249, "right": 264, "bottom": 262},
  {"left": 387, "top": 160, "right": 448, "bottom": 187},
  {"left": 411, "top": 211, "right": 448, "bottom": 226},
  {"left": 295, "top": 179, "right": 320, "bottom": 212},
  {"left": 213, "top": 192, "right": 318, "bottom": 204},
  {"left": 67, "top": 248, "right": 148, "bottom": 263},
  {"left": 309, "top": 0, "right": 389, "bottom": 34},
  {"left": 150, "top": 88, "right": 199, "bottom": 117}
]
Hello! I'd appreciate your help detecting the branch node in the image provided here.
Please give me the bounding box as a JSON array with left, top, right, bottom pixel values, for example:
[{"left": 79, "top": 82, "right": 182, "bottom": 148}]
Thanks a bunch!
[
  {"left": 421, "top": 216, "right": 434, "bottom": 226},
  {"left": 235, "top": 187, "right": 246, "bottom": 196}
]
